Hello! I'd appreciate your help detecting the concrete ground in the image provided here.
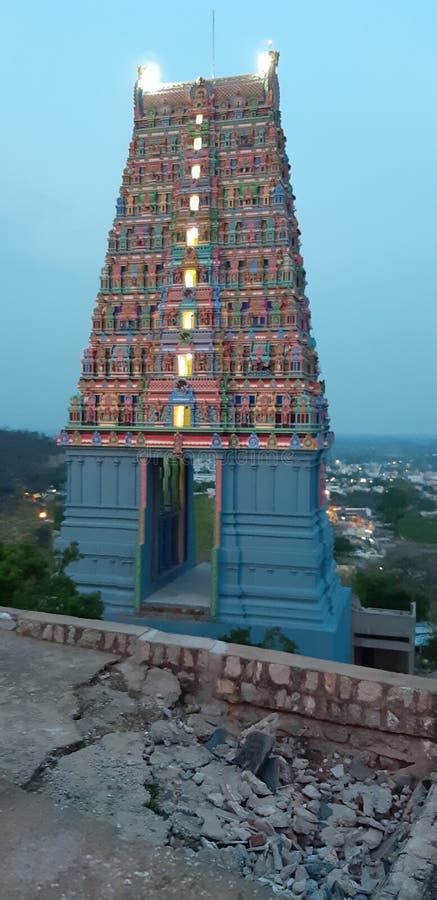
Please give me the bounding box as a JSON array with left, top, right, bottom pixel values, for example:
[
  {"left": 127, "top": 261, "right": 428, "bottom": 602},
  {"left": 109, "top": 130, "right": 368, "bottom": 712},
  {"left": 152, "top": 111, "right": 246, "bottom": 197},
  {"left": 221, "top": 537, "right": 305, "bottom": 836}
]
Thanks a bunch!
[
  {"left": 0, "top": 630, "right": 270, "bottom": 899},
  {"left": 142, "top": 562, "right": 211, "bottom": 609}
]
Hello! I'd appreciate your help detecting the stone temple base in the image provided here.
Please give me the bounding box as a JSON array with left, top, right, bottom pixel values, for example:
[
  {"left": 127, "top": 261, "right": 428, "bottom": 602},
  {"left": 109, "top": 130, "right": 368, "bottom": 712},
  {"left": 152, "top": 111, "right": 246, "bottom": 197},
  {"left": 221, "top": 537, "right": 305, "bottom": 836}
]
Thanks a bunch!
[{"left": 59, "top": 447, "right": 351, "bottom": 664}]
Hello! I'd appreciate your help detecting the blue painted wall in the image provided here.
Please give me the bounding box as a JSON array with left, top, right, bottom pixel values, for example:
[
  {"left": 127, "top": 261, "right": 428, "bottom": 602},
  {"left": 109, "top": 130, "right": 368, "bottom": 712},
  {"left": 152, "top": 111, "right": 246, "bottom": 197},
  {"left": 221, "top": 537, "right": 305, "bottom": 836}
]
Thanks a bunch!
[
  {"left": 215, "top": 450, "right": 351, "bottom": 662},
  {"left": 57, "top": 448, "right": 139, "bottom": 615}
]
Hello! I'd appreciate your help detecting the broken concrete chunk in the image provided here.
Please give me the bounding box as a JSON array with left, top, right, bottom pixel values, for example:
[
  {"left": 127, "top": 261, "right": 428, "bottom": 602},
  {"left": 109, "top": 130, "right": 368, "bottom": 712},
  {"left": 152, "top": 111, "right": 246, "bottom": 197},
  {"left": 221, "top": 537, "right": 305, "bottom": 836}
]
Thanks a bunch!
[
  {"left": 325, "top": 803, "right": 358, "bottom": 826},
  {"left": 241, "top": 769, "right": 272, "bottom": 797},
  {"left": 142, "top": 667, "right": 181, "bottom": 708},
  {"left": 302, "top": 783, "right": 321, "bottom": 801},
  {"left": 205, "top": 727, "right": 230, "bottom": 752},
  {"left": 149, "top": 720, "right": 180, "bottom": 745},
  {"left": 234, "top": 731, "right": 274, "bottom": 775},
  {"left": 198, "top": 807, "right": 226, "bottom": 842},
  {"left": 258, "top": 755, "right": 281, "bottom": 793}
]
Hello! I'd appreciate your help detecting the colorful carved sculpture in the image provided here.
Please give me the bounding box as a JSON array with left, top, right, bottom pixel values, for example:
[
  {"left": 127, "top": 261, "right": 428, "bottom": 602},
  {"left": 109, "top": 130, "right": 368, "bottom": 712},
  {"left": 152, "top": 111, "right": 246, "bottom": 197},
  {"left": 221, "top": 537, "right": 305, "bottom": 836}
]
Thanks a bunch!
[{"left": 62, "top": 50, "right": 330, "bottom": 453}]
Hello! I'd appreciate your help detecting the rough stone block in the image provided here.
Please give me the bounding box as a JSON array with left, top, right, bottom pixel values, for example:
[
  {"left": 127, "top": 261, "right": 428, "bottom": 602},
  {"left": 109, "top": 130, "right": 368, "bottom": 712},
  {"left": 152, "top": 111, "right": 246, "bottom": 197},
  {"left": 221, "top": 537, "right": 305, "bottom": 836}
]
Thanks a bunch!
[
  {"left": 274, "top": 688, "right": 292, "bottom": 709},
  {"left": 339, "top": 676, "right": 352, "bottom": 700},
  {"left": 215, "top": 677, "right": 237, "bottom": 697},
  {"left": 348, "top": 704, "right": 362, "bottom": 723},
  {"left": 303, "top": 671, "right": 319, "bottom": 692},
  {"left": 224, "top": 655, "right": 242, "bottom": 679},
  {"left": 17, "top": 621, "right": 42, "bottom": 639},
  {"left": 77, "top": 628, "right": 102, "bottom": 650},
  {"left": 151, "top": 644, "right": 165, "bottom": 665},
  {"left": 357, "top": 680, "right": 383, "bottom": 703},
  {"left": 303, "top": 694, "right": 316, "bottom": 715},
  {"left": 289, "top": 691, "right": 303, "bottom": 712},
  {"left": 253, "top": 660, "right": 264, "bottom": 684},
  {"left": 165, "top": 645, "right": 181, "bottom": 666},
  {"left": 53, "top": 625, "right": 65, "bottom": 644},
  {"left": 324, "top": 672, "right": 337, "bottom": 695},
  {"left": 41, "top": 624, "right": 53, "bottom": 641},
  {"left": 134, "top": 640, "right": 151, "bottom": 663},
  {"left": 102, "top": 632, "right": 115, "bottom": 651},
  {"left": 114, "top": 634, "right": 128, "bottom": 655},
  {"left": 387, "top": 686, "right": 415, "bottom": 708},
  {"left": 416, "top": 691, "right": 433, "bottom": 714},
  {"left": 364, "top": 709, "right": 381, "bottom": 728},
  {"left": 385, "top": 710, "right": 401, "bottom": 730},
  {"left": 269, "top": 663, "right": 290, "bottom": 686},
  {"left": 183, "top": 648, "right": 195, "bottom": 668},
  {"left": 240, "top": 682, "right": 264, "bottom": 704}
]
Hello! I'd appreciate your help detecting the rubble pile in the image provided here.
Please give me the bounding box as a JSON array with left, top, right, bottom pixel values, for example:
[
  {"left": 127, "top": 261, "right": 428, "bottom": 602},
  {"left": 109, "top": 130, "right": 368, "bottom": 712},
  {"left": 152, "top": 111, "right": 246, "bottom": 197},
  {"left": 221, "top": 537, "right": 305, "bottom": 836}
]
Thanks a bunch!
[{"left": 137, "top": 671, "right": 423, "bottom": 898}]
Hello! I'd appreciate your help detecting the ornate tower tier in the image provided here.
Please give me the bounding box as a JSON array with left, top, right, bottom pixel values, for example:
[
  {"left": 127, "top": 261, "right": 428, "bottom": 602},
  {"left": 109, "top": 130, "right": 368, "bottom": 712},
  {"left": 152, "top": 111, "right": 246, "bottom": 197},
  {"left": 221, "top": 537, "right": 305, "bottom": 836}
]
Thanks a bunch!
[{"left": 58, "top": 53, "right": 351, "bottom": 662}]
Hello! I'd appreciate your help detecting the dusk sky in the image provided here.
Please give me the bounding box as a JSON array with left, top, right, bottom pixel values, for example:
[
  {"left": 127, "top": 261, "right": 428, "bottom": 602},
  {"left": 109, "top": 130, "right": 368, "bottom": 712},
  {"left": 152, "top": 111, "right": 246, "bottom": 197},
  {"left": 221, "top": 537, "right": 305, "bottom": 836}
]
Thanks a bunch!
[{"left": 1, "top": 0, "right": 435, "bottom": 436}]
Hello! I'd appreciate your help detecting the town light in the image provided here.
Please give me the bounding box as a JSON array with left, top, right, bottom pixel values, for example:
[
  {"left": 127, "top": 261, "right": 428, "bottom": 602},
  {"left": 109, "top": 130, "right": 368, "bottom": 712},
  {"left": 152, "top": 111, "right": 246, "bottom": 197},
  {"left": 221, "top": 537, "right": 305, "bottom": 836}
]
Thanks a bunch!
[{"left": 138, "top": 63, "right": 161, "bottom": 92}]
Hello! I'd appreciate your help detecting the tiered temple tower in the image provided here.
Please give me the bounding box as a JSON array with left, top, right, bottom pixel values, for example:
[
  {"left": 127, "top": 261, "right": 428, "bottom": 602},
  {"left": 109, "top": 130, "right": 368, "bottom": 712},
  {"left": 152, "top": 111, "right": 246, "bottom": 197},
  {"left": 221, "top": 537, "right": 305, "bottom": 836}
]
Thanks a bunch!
[{"left": 58, "top": 52, "right": 351, "bottom": 662}]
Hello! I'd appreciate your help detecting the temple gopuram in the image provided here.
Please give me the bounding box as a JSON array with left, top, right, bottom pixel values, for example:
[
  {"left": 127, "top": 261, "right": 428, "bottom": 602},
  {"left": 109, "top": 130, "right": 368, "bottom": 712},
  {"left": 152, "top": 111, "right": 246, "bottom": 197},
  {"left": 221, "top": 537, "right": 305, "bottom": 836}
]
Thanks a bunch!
[{"left": 58, "top": 52, "right": 351, "bottom": 662}]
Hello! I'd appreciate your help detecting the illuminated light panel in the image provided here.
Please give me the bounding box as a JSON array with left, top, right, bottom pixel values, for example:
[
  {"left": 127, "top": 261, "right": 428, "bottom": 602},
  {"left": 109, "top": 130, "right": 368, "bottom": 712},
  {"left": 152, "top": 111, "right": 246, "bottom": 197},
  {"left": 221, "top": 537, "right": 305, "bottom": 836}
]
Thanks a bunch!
[
  {"left": 257, "top": 51, "right": 271, "bottom": 78},
  {"left": 189, "top": 194, "right": 200, "bottom": 211},
  {"left": 196, "top": 113, "right": 203, "bottom": 124},
  {"left": 184, "top": 268, "right": 197, "bottom": 288},
  {"left": 193, "top": 136, "right": 202, "bottom": 150},
  {"left": 191, "top": 164, "right": 201, "bottom": 180},
  {"left": 138, "top": 62, "right": 161, "bottom": 92},
  {"left": 173, "top": 404, "right": 191, "bottom": 427},
  {"left": 181, "top": 310, "right": 195, "bottom": 330},
  {"left": 186, "top": 226, "right": 198, "bottom": 247},
  {"left": 177, "top": 353, "right": 193, "bottom": 377}
]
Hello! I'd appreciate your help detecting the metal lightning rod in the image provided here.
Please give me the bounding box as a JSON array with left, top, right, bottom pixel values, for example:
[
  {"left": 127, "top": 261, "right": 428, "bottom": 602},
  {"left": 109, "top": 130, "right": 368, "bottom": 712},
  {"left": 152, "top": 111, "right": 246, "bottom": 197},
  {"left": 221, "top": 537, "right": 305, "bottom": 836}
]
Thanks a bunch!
[{"left": 211, "top": 9, "right": 216, "bottom": 79}]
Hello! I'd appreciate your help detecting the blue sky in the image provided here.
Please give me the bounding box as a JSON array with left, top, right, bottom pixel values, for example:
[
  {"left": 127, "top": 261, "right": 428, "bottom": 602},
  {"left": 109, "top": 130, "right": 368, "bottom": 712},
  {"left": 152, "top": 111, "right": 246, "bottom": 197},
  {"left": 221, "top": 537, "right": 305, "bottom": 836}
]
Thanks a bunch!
[{"left": 0, "top": 0, "right": 436, "bottom": 435}]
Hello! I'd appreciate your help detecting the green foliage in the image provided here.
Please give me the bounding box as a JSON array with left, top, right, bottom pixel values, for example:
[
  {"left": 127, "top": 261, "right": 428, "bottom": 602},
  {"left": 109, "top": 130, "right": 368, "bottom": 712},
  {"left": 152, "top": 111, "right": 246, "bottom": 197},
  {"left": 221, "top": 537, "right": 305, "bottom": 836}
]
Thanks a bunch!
[
  {"left": 397, "top": 513, "right": 437, "bottom": 544},
  {"left": 353, "top": 568, "right": 429, "bottom": 621},
  {"left": 219, "top": 626, "right": 298, "bottom": 654},
  {"left": 258, "top": 627, "right": 298, "bottom": 655},
  {"left": 219, "top": 627, "right": 253, "bottom": 646},
  {"left": 376, "top": 484, "right": 409, "bottom": 527},
  {"left": 0, "top": 429, "right": 65, "bottom": 493},
  {"left": 0, "top": 540, "right": 102, "bottom": 619},
  {"left": 376, "top": 481, "right": 437, "bottom": 539},
  {"left": 194, "top": 493, "right": 214, "bottom": 562},
  {"left": 144, "top": 781, "right": 161, "bottom": 814}
]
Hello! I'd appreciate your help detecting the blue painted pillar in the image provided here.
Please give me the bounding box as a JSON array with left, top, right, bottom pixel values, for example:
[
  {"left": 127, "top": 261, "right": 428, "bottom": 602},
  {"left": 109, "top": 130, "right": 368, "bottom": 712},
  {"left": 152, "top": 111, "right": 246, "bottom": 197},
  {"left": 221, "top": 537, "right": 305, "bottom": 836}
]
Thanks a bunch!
[
  {"left": 215, "top": 449, "right": 351, "bottom": 662},
  {"left": 57, "top": 447, "right": 140, "bottom": 617}
]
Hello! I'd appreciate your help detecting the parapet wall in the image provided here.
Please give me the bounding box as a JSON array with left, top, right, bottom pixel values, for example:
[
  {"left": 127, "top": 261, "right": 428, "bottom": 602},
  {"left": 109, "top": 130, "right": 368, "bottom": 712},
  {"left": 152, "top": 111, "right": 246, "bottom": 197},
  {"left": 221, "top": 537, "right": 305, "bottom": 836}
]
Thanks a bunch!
[{"left": 2, "top": 606, "right": 436, "bottom": 743}]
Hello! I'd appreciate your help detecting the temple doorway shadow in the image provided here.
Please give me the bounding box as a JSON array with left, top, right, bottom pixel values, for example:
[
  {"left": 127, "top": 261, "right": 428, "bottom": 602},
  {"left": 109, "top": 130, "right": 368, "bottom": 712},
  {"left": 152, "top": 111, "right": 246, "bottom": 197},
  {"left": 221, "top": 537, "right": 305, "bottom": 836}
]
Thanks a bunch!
[{"left": 137, "top": 453, "right": 215, "bottom": 616}]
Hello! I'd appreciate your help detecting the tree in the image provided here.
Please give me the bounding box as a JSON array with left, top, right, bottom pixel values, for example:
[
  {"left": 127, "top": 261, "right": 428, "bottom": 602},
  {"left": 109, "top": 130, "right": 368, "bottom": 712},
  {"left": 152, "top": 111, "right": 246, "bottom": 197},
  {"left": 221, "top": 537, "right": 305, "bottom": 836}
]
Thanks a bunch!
[
  {"left": 376, "top": 485, "right": 409, "bottom": 528},
  {"left": 353, "top": 568, "right": 429, "bottom": 621},
  {"left": 219, "top": 626, "right": 298, "bottom": 654},
  {"left": 0, "top": 540, "right": 102, "bottom": 619}
]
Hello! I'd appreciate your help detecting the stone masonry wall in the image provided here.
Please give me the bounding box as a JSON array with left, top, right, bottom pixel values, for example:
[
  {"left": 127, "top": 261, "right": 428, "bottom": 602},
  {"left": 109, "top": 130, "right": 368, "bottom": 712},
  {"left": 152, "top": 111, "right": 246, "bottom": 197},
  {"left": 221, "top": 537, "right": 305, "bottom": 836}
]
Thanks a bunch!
[{"left": 2, "top": 606, "right": 436, "bottom": 744}]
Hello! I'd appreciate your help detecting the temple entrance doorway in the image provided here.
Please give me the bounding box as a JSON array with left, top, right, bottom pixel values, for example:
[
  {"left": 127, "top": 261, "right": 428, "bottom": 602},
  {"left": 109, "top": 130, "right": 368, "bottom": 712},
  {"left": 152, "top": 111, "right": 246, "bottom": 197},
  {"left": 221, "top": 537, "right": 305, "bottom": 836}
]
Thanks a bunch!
[{"left": 138, "top": 453, "right": 214, "bottom": 614}]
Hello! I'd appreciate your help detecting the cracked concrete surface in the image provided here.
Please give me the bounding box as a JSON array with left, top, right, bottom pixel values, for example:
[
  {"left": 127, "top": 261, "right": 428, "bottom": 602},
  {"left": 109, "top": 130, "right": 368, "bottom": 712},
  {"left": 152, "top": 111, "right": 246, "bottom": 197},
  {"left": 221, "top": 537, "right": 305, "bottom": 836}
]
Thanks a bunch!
[
  {"left": 0, "top": 630, "right": 271, "bottom": 899},
  {"left": 0, "top": 630, "right": 116, "bottom": 785}
]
